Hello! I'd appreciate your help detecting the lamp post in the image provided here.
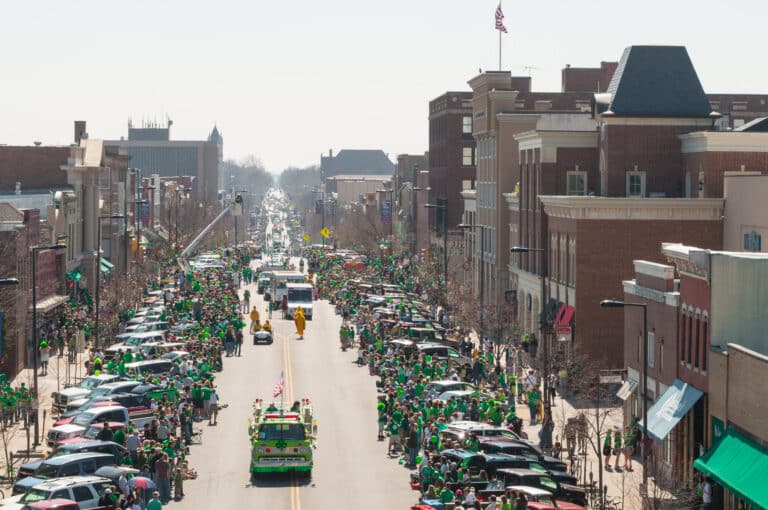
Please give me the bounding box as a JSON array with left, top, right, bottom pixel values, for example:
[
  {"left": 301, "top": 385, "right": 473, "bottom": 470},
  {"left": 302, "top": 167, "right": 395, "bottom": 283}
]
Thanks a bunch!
[
  {"left": 31, "top": 244, "right": 65, "bottom": 446},
  {"left": 412, "top": 186, "right": 431, "bottom": 257},
  {"left": 600, "top": 299, "right": 649, "bottom": 496},
  {"left": 135, "top": 184, "right": 155, "bottom": 262},
  {"left": 511, "top": 245, "right": 552, "bottom": 412},
  {"left": 424, "top": 201, "right": 448, "bottom": 302},
  {"left": 96, "top": 214, "right": 125, "bottom": 349},
  {"left": 458, "top": 224, "right": 487, "bottom": 337}
]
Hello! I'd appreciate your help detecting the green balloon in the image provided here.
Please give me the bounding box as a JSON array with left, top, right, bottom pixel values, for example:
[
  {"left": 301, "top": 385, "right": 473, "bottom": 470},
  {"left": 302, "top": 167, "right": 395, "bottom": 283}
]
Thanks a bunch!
[
  {"left": 425, "top": 355, "right": 432, "bottom": 363},
  {"left": 416, "top": 456, "right": 423, "bottom": 464},
  {"left": 398, "top": 459, "right": 404, "bottom": 465}
]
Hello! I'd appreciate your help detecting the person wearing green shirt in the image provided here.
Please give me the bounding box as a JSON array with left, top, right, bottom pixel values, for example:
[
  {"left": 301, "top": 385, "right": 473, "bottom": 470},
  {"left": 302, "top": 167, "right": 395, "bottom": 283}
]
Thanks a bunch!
[
  {"left": 439, "top": 487, "right": 455, "bottom": 504},
  {"left": 113, "top": 426, "right": 126, "bottom": 446},
  {"left": 612, "top": 429, "right": 623, "bottom": 470},
  {"left": 147, "top": 492, "right": 163, "bottom": 510},
  {"left": 623, "top": 426, "right": 635, "bottom": 470},
  {"left": 463, "top": 433, "right": 480, "bottom": 452}
]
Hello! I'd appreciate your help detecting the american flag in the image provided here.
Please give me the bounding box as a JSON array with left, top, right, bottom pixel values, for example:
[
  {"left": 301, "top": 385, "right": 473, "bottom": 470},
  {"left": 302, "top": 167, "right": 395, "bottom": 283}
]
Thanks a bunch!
[
  {"left": 273, "top": 372, "right": 285, "bottom": 398},
  {"left": 495, "top": 4, "right": 507, "bottom": 33}
]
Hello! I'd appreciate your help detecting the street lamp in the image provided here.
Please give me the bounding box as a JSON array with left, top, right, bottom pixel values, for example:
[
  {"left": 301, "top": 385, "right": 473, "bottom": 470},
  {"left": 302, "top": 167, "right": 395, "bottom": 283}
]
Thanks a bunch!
[
  {"left": 31, "top": 244, "right": 66, "bottom": 446},
  {"left": 232, "top": 189, "right": 247, "bottom": 254},
  {"left": 96, "top": 214, "right": 125, "bottom": 349},
  {"left": 136, "top": 184, "right": 155, "bottom": 262},
  {"left": 424, "top": 202, "right": 448, "bottom": 301},
  {"left": 600, "top": 299, "right": 649, "bottom": 493},
  {"left": 459, "top": 223, "right": 487, "bottom": 337}
]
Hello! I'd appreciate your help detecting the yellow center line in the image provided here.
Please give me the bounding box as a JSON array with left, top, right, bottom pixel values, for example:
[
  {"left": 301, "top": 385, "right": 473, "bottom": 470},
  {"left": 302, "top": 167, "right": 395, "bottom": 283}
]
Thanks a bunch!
[{"left": 282, "top": 332, "right": 300, "bottom": 510}]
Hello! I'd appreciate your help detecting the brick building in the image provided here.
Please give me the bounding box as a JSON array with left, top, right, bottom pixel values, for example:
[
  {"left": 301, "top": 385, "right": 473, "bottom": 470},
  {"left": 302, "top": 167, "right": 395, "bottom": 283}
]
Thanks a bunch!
[{"left": 0, "top": 146, "right": 71, "bottom": 191}]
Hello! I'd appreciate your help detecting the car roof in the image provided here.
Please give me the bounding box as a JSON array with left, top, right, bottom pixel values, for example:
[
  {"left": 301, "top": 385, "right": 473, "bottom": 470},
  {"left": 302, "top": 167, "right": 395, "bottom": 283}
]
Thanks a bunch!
[
  {"left": 125, "top": 359, "right": 172, "bottom": 367},
  {"left": 32, "top": 475, "right": 111, "bottom": 489},
  {"left": 40, "top": 452, "right": 114, "bottom": 465},
  {"left": 505, "top": 485, "right": 554, "bottom": 496},
  {"left": 85, "top": 374, "right": 118, "bottom": 381},
  {"left": 426, "top": 380, "right": 463, "bottom": 386},
  {"left": 80, "top": 405, "right": 126, "bottom": 415},
  {"left": 440, "top": 449, "right": 483, "bottom": 458},
  {"left": 58, "top": 440, "right": 118, "bottom": 450},
  {"left": 97, "top": 381, "right": 140, "bottom": 389},
  {"left": 498, "top": 468, "right": 550, "bottom": 476}
]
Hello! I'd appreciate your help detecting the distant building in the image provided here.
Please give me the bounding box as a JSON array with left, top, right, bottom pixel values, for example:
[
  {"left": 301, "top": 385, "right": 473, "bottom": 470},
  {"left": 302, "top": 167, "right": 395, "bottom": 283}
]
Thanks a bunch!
[
  {"left": 723, "top": 172, "right": 768, "bottom": 251},
  {"left": 325, "top": 174, "right": 392, "bottom": 205},
  {"left": 320, "top": 149, "right": 395, "bottom": 179},
  {"left": 105, "top": 121, "right": 221, "bottom": 203}
]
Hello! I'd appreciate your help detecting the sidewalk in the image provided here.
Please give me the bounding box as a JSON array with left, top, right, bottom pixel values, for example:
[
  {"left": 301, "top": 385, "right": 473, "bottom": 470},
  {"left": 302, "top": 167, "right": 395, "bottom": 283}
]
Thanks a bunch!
[
  {"left": 2, "top": 351, "right": 90, "bottom": 474},
  {"left": 516, "top": 388, "right": 645, "bottom": 510}
]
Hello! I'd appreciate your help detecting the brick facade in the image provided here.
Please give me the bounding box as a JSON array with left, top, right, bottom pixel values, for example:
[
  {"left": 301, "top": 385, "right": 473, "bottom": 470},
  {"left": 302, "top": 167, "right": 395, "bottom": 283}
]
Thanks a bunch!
[{"left": 0, "top": 146, "right": 71, "bottom": 191}]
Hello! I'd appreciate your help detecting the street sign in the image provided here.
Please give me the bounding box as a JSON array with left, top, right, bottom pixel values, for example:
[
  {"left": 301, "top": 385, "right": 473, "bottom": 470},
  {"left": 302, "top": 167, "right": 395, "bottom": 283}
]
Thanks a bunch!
[
  {"left": 303, "top": 234, "right": 311, "bottom": 242},
  {"left": 139, "top": 201, "right": 150, "bottom": 225},
  {"left": 380, "top": 200, "right": 392, "bottom": 223},
  {"left": 320, "top": 227, "right": 330, "bottom": 238}
]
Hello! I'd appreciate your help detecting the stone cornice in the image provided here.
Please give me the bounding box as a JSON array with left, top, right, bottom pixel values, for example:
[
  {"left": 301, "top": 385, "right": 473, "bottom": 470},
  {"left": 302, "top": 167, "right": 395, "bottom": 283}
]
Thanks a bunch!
[
  {"left": 503, "top": 192, "right": 519, "bottom": 211},
  {"left": 540, "top": 196, "right": 724, "bottom": 221},
  {"left": 679, "top": 131, "right": 768, "bottom": 154},
  {"left": 516, "top": 131, "right": 599, "bottom": 156},
  {"left": 601, "top": 117, "right": 714, "bottom": 128},
  {"left": 623, "top": 279, "right": 680, "bottom": 306}
]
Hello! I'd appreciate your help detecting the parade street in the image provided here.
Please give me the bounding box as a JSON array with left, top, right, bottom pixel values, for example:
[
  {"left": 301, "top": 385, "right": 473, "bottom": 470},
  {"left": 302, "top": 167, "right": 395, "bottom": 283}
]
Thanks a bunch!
[{"left": 183, "top": 268, "right": 415, "bottom": 510}]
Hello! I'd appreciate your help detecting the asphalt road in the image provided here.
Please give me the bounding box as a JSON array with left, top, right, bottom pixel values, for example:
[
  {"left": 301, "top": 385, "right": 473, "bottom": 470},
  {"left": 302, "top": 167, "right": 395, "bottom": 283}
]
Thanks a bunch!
[{"left": 182, "top": 266, "right": 416, "bottom": 509}]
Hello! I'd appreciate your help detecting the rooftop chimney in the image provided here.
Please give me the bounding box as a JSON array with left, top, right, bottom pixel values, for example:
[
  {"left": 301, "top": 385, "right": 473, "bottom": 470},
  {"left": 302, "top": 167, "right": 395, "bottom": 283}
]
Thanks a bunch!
[{"left": 74, "top": 121, "right": 87, "bottom": 144}]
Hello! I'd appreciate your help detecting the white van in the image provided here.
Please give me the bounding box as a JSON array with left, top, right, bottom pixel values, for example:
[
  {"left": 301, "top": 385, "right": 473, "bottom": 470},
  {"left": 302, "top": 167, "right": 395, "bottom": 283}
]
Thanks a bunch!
[{"left": 284, "top": 283, "right": 313, "bottom": 320}]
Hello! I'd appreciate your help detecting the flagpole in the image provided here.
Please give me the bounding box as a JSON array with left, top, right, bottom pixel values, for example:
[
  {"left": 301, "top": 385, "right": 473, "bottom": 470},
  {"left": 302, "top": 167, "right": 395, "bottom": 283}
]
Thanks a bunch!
[{"left": 499, "top": 27, "right": 502, "bottom": 71}]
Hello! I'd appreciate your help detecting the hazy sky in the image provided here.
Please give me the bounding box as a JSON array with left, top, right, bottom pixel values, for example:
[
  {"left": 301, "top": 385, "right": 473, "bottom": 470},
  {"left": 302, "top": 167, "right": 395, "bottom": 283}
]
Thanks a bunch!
[{"left": 1, "top": 0, "right": 766, "bottom": 174}]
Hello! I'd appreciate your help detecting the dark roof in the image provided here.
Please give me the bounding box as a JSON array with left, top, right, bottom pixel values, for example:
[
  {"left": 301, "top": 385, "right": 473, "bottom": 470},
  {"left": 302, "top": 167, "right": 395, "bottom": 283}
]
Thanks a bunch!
[
  {"left": 605, "top": 46, "right": 713, "bottom": 117},
  {"left": 735, "top": 117, "right": 768, "bottom": 132},
  {"left": 321, "top": 149, "right": 395, "bottom": 178}
]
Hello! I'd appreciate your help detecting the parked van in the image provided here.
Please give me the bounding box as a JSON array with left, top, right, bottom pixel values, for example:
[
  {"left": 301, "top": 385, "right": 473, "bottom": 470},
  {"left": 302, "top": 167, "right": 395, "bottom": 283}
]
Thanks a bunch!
[
  {"left": 13, "top": 453, "right": 115, "bottom": 494},
  {"left": 11, "top": 476, "right": 111, "bottom": 509}
]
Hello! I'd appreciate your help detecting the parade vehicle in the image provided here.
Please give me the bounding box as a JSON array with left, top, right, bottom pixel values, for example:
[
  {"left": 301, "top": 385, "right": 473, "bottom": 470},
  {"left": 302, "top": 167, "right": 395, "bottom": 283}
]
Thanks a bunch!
[
  {"left": 252, "top": 326, "right": 274, "bottom": 345},
  {"left": 284, "top": 283, "right": 313, "bottom": 320},
  {"left": 269, "top": 271, "right": 307, "bottom": 306},
  {"left": 248, "top": 399, "right": 315, "bottom": 475}
]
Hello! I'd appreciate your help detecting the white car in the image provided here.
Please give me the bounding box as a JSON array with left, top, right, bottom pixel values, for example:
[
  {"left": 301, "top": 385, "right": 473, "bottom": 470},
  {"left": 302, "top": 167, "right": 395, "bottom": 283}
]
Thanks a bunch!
[{"left": 2, "top": 475, "right": 111, "bottom": 510}]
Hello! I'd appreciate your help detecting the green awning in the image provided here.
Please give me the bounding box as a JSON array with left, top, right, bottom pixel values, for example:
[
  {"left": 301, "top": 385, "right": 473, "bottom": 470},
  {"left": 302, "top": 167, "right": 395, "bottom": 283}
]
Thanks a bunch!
[
  {"left": 101, "top": 258, "right": 115, "bottom": 269},
  {"left": 100, "top": 259, "right": 114, "bottom": 274},
  {"left": 694, "top": 428, "right": 768, "bottom": 509}
]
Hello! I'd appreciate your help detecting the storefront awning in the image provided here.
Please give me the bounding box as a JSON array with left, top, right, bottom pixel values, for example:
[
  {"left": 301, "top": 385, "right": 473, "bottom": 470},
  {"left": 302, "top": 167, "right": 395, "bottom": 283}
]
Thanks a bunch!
[
  {"left": 616, "top": 379, "right": 638, "bottom": 401},
  {"left": 640, "top": 379, "right": 703, "bottom": 441},
  {"left": 30, "top": 294, "right": 68, "bottom": 313},
  {"left": 694, "top": 429, "right": 768, "bottom": 509},
  {"left": 100, "top": 258, "right": 114, "bottom": 274},
  {"left": 559, "top": 306, "right": 575, "bottom": 326}
]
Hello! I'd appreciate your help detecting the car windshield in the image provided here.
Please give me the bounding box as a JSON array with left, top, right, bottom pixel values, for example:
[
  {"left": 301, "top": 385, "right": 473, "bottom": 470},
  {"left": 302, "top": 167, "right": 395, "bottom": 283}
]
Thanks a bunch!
[
  {"left": 89, "top": 387, "right": 111, "bottom": 397},
  {"left": 78, "top": 378, "right": 101, "bottom": 389},
  {"left": 83, "top": 426, "right": 101, "bottom": 439},
  {"left": 20, "top": 489, "right": 51, "bottom": 503},
  {"left": 34, "top": 463, "right": 60, "bottom": 479},
  {"left": 538, "top": 476, "right": 558, "bottom": 491},
  {"left": 287, "top": 289, "right": 312, "bottom": 302},
  {"left": 125, "top": 337, "right": 142, "bottom": 346},
  {"left": 72, "top": 413, "right": 95, "bottom": 426},
  {"left": 258, "top": 423, "right": 305, "bottom": 441}
]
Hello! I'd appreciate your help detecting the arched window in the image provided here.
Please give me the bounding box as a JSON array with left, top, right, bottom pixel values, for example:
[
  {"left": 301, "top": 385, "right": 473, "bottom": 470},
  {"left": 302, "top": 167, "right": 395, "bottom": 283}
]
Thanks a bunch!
[
  {"left": 702, "top": 314, "right": 709, "bottom": 372},
  {"left": 694, "top": 310, "right": 701, "bottom": 369},
  {"left": 687, "top": 309, "right": 693, "bottom": 365}
]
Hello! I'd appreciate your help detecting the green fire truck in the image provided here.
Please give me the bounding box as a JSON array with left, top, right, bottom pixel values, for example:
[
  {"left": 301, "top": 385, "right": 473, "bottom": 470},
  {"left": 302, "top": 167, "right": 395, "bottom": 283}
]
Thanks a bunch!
[{"left": 249, "top": 398, "right": 315, "bottom": 475}]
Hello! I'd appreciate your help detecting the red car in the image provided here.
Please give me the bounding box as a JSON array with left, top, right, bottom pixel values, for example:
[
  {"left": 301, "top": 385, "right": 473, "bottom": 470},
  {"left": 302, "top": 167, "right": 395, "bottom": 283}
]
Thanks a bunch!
[{"left": 22, "top": 498, "right": 80, "bottom": 510}]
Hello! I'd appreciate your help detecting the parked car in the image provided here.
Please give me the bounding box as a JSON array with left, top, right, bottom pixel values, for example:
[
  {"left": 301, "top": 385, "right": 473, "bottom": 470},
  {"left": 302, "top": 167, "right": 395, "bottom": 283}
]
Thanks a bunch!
[
  {"left": 478, "top": 439, "right": 567, "bottom": 473},
  {"left": 60, "top": 381, "right": 142, "bottom": 416},
  {"left": 13, "top": 454, "right": 116, "bottom": 494},
  {"left": 124, "top": 321, "right": 170, "bottom": 334},
  {"left": 22, "top": 498, "right": 82, "bottom": 510},
  {"left": 105, "top": 332, "right": 166, "bottom": 355},
  {"left": 124, "top": 360, "right": 176, "bottom": 379},
  {"left": 6, "top": 476, "right": 111, "bottom": 509},
  {"left": 423, "top": 380, "right": 476, "bottom": 399},
  {"left": 493, "top": 469, "right": 586, "bottom": 506},
  {"left": 18, "top": 442, "right": 127, "bottom": 480},
  {"left": 51, "top": 375, "right": 121, "bottom": 413},
  {"left": 47, "top": 407, "right": 131, "bottom": 447}
]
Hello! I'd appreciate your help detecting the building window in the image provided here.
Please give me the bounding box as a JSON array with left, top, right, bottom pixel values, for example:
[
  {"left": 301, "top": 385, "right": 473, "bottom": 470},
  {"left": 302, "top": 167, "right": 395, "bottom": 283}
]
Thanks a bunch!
[
  {"left": 568, "top": 240, "right": 576, "bottom": 286},
  {"left": 626, "top": 171, "right": 646, "bottom": 198},
  {"left": 687, "top": 311, "right": 693, "bottom": 365},
  {"left": 463, "top": 147, "right": 476, "bottom": 167},
  {"left": 694, "top": 313, "right": 701, "bottom": 369},
  {"left": 462, "top": 115, "right": 473, "bottom": 134},
  {"left": 648, "top": 331, "right": 655, "bottom": 368},
  {"left": 566, "top": 171, "right": 587, "bottom": 196},
  {"left": 702, "top": 316, "right": 708, "bottom": 372},
  {"left": 744, "top": 230, "right": 762, "bottom": 251},
  {"left": 732, "top": 101, "right": 747, "bottom": 112}
]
